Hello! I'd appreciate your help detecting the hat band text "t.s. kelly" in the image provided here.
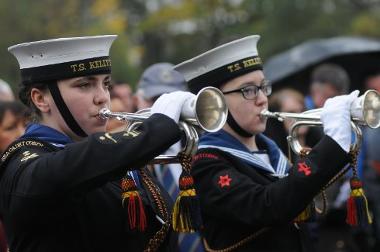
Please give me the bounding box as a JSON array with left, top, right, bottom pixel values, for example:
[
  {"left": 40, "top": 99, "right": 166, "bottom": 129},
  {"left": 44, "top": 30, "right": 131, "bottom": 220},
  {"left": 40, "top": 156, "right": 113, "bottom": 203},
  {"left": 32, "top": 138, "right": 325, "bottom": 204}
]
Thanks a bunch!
[
  {"left": 188, "top": 56, "right": 263, "bottom": 93},
  {"left": 20, "top": 56, "right": 112, "bottom": 84}
]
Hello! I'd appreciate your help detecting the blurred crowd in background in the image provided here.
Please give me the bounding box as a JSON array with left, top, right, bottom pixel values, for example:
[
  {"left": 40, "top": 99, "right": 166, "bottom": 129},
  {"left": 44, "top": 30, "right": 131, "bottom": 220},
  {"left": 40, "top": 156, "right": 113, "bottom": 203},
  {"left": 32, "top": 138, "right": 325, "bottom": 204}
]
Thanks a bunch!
[{"left": 2, "top": 1, "right": 380, "bottom": 252}]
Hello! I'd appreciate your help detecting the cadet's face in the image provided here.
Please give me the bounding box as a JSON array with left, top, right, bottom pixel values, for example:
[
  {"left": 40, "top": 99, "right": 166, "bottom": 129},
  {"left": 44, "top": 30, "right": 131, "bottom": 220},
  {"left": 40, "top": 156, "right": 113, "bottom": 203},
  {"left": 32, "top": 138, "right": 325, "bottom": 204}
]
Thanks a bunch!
[
  {"left": 52, "top": 74, "right": 111, "bottom": 136},
  {"left": 0, "top": 110, "right": 25, "bottom": 152},
  {"left": 365, "top": 75, "right": 380, "bottom": 92},
  {"left": 135, "top": 91, "right": 154, "bottom": 111},
  {"left": 311, "top": 82, "right": 338, "bottom": 108},
  {"left": 221, "top": 70, "right": 268, "bottom": 135}
]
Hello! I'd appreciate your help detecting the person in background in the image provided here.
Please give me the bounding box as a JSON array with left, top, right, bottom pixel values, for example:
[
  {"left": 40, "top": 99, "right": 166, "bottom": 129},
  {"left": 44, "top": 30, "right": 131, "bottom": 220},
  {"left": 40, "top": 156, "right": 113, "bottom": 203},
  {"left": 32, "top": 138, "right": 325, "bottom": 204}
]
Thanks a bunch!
[
  {"left": 0, "top": 101, "right": 29, "bottom": 153},
  {"left": 111, "top": 82, "right": 135, "bottom": 113},
  {"left": 135, "top": 62, "right": 204, "bottom": 252},
  {"left": 135, "top": 63, "right": 187, "bottom": 110},
  {"left": 175, "top": 35, "right": 356, "bottom": 252},
  {"left": 0, "top": 79, "right": 15, "bottom": 102},
  {"left": 361, "top": 67, "right": 380, "bottom": 252},
  {"left": 264, "top": 88, "right": 318, "bottom": 162},
  {"left": 305, "top": 64, "right": 367, "bottom": 252},
  {"left": 305, "top": 63, "right": 350, "bottom": 110},
  {"left": 0, "top": 35, "right": 196, "bottom": 252},
  {"left": 304, "top": 64, "right": 350, "bottom": 151},
  {"left": 106, "top": 82, "right": 135, "bottom": 132},
  {"left": 0, "top": 101, "right": 28, "bottom": 252}
]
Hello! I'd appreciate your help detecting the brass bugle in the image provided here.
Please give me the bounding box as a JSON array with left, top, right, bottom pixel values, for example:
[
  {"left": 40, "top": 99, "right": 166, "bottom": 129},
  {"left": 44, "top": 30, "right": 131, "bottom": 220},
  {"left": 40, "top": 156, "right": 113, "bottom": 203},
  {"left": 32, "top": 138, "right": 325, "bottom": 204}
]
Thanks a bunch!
[
  {"left": 99, "top": 86, "right": 228, "bottom": 133},
  {"left": 99, "top": 87, "right": 228, "bottom": 164},
  {"left": 260, "top": 89, "right": 380, "bottom": 155}
]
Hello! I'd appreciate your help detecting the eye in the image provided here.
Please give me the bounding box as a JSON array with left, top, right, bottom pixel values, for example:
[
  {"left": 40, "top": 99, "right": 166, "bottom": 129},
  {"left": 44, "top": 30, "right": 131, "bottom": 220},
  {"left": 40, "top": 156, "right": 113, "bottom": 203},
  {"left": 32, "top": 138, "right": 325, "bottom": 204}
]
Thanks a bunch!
[
  {"left": 262, "top": 85, "right": 272, "bottom": 96},
  {"left": 242, "top": 86, "right": 257, "bottom": 98},
  {"left": 104, "top": 81, "right": 112, "bottom": 90},
  {"left": 4, "top": 122, "right": 17, "bottom": 131},
  {"left": 77, "top": 82, "right": 91, "bottom": 89}
]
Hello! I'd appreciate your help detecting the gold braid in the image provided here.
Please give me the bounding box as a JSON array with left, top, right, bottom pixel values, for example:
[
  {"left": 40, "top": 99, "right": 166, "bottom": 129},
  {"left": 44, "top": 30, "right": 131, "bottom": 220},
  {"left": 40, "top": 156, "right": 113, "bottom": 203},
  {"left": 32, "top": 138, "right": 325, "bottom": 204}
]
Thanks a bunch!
[
  {"left": 203, "top": 228, "right": 270, "bottom": 252},
  {"left": 140, "top": 168, "right": 171, "bottom": 252},
  {"left": 177, "top": 151, "right": 192, "bottom": 174}
]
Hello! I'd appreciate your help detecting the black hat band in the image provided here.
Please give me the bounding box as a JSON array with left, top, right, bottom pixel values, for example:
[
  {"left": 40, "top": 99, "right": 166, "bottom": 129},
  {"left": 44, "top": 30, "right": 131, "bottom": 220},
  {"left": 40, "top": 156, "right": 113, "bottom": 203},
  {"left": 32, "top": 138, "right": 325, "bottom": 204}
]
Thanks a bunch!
[
  {"left": 188, "top": 56, "right": 263, "bottom": 94},
  {"left": 20, "top": 56, "right": 111, "bottom": 85}
]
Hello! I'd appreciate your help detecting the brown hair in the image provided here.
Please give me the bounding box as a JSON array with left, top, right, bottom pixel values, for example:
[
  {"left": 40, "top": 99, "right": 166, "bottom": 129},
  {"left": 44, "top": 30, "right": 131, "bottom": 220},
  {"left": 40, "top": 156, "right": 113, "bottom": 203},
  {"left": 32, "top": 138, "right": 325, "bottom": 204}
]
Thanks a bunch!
[
  {"left": 18, "top": 82, "right": 49, "bottom": 122},
  {"left": 311, "top": 64, "right": 350, "bottom": 94}
]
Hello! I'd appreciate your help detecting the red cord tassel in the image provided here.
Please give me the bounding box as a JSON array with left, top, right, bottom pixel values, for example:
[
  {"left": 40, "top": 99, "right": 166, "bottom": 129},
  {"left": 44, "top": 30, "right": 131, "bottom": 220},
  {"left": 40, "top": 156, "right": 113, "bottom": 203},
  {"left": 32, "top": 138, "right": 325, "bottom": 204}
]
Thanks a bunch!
[
  {"left": 172, "top": 173, "right": 202, "bottom": 233},
  {"left": 121, "top": 175, "right": 147, "bottom": 232},
  {"left": 346, "top": 177, "right": 372, "bottom": 227}
]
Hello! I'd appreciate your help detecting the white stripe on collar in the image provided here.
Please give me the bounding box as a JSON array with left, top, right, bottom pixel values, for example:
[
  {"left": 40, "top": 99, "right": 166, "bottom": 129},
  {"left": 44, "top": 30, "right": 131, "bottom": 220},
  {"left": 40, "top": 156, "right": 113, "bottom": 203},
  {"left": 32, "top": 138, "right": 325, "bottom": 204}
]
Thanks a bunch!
[
  {"left": 50, "top": 143, "right": 66, "bottom": 148},
  {"left": 198, "top": 144, "right": 289, "bottom": 176}
]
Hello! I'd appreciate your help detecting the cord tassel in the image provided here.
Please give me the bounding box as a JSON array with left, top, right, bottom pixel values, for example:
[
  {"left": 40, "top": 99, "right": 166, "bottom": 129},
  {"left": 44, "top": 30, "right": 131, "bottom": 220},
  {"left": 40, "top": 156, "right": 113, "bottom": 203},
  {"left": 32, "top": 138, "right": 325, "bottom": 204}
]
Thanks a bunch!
[
  {"left": 346, "top": 176, "right": 372, "bottom": 227},
  {"left": 121, "top": 174, "right": 147, "bottom": 231},
  {"left": 172, "top": 152, "right": 202, "bottom": 233}
]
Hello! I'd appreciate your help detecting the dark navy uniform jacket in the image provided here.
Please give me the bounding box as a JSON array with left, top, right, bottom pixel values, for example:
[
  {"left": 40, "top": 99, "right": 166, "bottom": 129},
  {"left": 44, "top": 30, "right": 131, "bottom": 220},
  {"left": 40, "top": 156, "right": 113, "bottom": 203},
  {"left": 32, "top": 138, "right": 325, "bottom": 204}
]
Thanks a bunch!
[
  {"left": 191, "top": 130, "right": 350, "bottom": 252},
  {"left": 0, "top": 114, "right": 181, "bottom": 252}
]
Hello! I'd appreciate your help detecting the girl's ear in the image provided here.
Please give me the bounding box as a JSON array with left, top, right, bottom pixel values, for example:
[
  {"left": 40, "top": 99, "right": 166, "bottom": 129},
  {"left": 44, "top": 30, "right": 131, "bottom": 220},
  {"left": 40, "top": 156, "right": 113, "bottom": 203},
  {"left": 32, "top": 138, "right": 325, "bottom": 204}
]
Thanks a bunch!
[{"left": 30, "top": 88, "right": 50, "bottom": 113}]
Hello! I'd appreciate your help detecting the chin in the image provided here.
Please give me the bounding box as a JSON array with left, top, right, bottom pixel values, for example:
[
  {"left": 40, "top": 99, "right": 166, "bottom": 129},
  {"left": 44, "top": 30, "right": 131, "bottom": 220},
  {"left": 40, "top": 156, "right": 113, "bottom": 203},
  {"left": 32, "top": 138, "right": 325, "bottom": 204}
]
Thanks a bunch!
[
  {"left": 251, "top": 124, "right": 266, "bottom": 135},
  {"left": 87, "top": 126, "right": 107, "bottom": 134}
]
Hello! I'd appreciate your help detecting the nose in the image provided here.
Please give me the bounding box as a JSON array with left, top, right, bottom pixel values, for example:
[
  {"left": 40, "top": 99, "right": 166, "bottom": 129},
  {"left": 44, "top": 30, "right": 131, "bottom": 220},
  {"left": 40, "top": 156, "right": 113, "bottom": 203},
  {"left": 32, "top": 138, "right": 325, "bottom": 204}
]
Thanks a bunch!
[{"left": 94, "top": 84, "right": 110, "bottom": 106}]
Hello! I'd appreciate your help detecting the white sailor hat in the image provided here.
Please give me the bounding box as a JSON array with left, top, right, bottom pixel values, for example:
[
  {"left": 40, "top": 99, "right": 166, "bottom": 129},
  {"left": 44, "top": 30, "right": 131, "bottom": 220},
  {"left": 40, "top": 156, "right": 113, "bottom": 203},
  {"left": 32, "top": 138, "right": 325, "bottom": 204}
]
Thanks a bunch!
[
  {"left": 8, "top": 35, "right": 117, "bottom": 85},
  {"left": 174, "top": 35, "right": 263, "bottom": 94}
]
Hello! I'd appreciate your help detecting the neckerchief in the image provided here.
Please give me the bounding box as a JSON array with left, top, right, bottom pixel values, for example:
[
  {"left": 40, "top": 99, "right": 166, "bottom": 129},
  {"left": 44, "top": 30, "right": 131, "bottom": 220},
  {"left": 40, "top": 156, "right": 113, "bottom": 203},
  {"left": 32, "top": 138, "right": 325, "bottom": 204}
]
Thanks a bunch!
[
  {"left": 198, "top": 130, "right": 290, "bottom": 177},
  {"left": 21, "top": 123, "right": 73, "bottom": 147}
]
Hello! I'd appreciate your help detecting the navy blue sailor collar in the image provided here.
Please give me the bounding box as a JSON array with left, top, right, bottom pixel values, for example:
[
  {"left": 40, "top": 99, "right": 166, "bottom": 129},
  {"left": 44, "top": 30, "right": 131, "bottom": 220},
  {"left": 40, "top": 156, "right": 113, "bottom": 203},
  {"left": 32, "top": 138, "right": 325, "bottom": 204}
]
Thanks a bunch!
[
  {"left": 198, "top": 129, "right": 290, "bottom": 176},
  {"left": 20, "top": 123, "right": 73, "bottom": 148}
]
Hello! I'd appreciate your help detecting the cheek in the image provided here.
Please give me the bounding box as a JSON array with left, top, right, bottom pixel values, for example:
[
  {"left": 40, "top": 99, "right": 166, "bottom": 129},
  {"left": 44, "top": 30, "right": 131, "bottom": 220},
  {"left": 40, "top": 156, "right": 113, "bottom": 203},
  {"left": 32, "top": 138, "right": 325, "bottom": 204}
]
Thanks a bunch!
[
  {"left": 230, "top": 100, "right": 253, "bottom": 116},
  {"left": 230, "top": 101, "right": 267, "bottom": 133},
  {"left": 69, "top": 104, "right": 93, "bottom": 130},
  {"left": 71, "top": 106, "right": 88, "bottom": 120},
  {"left": 229, "top": 101, "right": 254, "bottom": 124},
  {"left": 64, "top": 94, "right": 91, "bottom": 117},
  {"left": 0, "top": 132, "right": 13, "bottom": 150}
]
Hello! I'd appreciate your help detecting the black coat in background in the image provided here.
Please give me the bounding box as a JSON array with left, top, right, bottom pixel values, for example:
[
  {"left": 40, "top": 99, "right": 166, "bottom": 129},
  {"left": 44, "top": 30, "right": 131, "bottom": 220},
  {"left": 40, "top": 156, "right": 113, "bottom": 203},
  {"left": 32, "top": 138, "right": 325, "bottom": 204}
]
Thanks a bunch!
[
  {"left": 0, "top": 114, "right": 181, "bottom": 252},
  {"left": 191, "top": 136, "right": 350, "bottom": 252}
]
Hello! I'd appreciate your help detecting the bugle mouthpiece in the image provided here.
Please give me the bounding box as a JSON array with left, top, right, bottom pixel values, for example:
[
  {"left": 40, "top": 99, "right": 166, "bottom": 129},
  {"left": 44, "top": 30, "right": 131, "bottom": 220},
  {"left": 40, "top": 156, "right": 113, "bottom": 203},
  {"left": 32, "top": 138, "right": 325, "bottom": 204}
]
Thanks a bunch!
[{"left": 98, "top": 108, "right": 111, "bottom": 120}]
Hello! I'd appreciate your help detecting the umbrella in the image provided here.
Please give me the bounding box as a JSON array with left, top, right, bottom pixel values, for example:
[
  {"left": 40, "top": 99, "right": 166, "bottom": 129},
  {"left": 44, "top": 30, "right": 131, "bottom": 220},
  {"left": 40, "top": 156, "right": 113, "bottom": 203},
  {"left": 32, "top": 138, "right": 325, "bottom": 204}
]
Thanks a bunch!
[{"left": 263, "top": 36, "right": 380, "bottom": 93}]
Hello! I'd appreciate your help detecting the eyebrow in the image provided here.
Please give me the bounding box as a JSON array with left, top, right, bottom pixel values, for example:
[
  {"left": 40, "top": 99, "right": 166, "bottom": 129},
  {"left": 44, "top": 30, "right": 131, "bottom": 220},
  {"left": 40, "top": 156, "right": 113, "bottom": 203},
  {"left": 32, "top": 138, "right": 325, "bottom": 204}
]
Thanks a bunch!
[
  {"left": 74, "top": 75, "right": 111, "bottom": 83},
  {"left": 238, "top": 79, "right": 267, "bottom": 89}
]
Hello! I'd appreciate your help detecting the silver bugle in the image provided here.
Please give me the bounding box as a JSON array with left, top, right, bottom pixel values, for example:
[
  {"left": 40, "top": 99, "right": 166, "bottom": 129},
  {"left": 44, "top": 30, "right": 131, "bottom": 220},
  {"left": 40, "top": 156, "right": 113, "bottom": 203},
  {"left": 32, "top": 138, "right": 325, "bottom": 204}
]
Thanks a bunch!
[{"left": 260, "top": 89, "right": 380, "bottom": 155}]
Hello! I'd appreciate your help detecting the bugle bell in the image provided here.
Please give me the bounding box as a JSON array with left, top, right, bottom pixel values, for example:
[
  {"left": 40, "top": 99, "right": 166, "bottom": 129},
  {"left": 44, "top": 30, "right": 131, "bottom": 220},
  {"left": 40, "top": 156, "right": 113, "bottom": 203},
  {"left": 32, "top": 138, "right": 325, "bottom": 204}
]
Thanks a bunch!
[{"left": 260, "top": 89, "right": 380, "bottom": 155}]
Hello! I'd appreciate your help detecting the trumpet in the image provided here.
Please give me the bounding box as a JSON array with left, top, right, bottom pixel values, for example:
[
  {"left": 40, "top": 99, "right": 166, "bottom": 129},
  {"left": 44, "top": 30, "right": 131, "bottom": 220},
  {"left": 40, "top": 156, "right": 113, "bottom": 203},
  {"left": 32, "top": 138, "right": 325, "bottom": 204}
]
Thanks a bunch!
[
  {"left": 261, "top": 90, "right": 380, "bottom": 155},
  {"left": 99, "top": 86, "right": 228, "bottom": 164}
]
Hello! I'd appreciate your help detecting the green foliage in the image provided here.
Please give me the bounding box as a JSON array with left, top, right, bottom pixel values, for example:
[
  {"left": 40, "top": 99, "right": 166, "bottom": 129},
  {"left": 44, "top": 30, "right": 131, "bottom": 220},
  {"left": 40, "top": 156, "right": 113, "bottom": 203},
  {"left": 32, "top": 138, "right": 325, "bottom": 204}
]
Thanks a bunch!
[
  {"left": 2, "top": 0, "right": 380, "bottom": 92},
  {"left": 351, "top": 11, "right": 380, "bottom": 37}
]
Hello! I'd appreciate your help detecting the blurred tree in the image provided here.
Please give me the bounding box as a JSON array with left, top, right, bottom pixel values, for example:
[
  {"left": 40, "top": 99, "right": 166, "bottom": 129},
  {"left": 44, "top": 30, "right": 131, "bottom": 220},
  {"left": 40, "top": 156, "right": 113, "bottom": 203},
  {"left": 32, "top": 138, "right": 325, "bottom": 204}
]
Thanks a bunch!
[
  {"left": 1, "top": 0, "right": 380, "bottom": 93},
  {"left": 0, "top": 0, "right": 134, "bottom": 89}
]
